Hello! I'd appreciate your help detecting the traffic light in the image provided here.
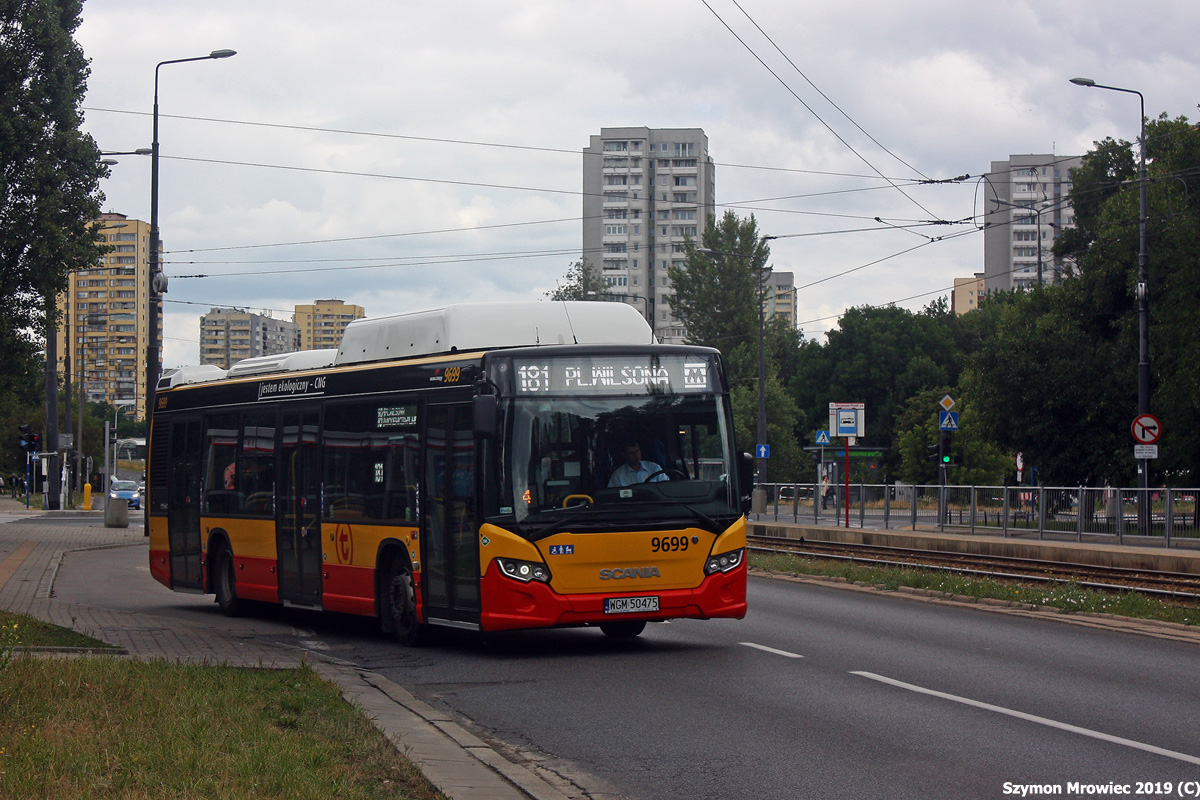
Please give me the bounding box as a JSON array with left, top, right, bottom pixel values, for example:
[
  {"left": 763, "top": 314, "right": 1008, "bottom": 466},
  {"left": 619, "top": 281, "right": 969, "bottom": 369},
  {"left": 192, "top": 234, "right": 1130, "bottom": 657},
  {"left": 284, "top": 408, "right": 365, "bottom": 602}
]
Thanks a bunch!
[
  {"left": 18, "top": 424, "right": 32, "bottom": 452},
  {"left": 940, "top": 433, "right": 953, "bottom": 465},
  {"left": 925, "top": 444, "right": 940, "bottom": 463}
]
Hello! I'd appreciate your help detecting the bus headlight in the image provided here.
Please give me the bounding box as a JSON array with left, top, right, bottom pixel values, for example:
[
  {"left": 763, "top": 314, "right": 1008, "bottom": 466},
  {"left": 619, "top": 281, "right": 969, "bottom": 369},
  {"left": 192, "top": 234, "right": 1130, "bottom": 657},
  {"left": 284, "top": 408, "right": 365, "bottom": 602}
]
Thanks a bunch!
[
  {"left": 495, "top": 557, "right": 552, "bottom": 584},
  {"left": 704, "top": 548, "right": 744, "bottom": 575}
]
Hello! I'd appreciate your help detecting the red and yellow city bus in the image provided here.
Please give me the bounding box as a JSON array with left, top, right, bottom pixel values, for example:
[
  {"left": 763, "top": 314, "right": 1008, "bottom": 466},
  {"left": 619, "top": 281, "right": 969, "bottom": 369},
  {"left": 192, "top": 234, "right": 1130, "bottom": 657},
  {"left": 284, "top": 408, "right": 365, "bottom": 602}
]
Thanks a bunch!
[{"left": 147, "top": 302, "right": 748, "bottom": 643}]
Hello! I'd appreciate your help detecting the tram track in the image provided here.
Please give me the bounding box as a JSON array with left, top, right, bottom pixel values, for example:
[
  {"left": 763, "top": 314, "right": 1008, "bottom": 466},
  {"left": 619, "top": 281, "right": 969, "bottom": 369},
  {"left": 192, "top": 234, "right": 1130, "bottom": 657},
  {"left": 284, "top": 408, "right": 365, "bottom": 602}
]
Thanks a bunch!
[{"left": 747, "top": 535, "right": 1200, "bottom": 604}]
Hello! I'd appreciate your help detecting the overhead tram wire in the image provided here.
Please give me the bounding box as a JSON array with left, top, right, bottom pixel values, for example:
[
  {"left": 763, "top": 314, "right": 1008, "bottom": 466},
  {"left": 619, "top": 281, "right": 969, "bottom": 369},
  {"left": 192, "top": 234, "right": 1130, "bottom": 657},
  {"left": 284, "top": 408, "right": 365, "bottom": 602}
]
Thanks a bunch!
[
  {"left": 166, "top": 217, "right": 977, "bottom": 277},
  {"left": 85, "top": 104, "right": 929, "bottom": 184},
  {"left": 699, "top": 0, "right": 943, "bottom": 220},
  {"left": 727, "top": 0, "right": 930, "bottom": 182}
]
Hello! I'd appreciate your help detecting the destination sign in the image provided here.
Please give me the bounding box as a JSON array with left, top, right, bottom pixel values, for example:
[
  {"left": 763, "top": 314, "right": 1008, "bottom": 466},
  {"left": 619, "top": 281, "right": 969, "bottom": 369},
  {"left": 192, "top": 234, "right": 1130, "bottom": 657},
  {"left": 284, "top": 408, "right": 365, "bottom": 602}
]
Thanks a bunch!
[{"left": 511, "top": 355, "right": 714, "bottom": 395}]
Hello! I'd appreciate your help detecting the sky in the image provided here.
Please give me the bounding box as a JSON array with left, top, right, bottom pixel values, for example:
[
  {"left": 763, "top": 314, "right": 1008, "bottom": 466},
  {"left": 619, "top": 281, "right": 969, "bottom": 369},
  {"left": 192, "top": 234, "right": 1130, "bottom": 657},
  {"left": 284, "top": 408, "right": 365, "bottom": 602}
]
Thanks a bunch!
[{"left": 74, "top": 0, "right": 1200, "bottom": 369}]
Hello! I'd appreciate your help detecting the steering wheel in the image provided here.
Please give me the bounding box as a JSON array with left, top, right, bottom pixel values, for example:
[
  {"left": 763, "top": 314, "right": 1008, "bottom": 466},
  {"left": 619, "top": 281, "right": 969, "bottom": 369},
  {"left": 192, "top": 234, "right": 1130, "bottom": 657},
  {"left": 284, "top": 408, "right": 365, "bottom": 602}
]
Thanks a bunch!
[{"left": 641, "top": 469, "right": 685, "bottom": 484}]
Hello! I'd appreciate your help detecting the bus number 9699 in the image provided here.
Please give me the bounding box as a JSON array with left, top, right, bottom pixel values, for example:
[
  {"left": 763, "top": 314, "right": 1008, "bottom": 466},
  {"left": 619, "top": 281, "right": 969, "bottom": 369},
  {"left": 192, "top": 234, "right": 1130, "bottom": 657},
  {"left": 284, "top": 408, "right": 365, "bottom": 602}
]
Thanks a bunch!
[{"left": 651, "top": 536, "right": 689, "bottom": 553}]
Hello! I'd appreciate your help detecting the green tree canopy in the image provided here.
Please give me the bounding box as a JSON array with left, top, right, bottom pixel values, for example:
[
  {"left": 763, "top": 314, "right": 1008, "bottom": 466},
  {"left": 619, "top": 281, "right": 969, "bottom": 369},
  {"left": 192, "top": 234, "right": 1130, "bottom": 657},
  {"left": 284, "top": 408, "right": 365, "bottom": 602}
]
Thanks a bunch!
[
  {"left": 1, "top": 0, "right": 107, "bottom": 327},
  {"left": 545, "top": 259, "right": 606, "bottom": 301}
]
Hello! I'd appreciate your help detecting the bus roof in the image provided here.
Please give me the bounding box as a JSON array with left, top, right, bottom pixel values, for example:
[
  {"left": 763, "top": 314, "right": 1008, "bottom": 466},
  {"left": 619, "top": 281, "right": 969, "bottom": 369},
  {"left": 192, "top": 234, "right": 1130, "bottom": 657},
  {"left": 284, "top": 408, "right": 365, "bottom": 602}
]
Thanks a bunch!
[
  {"left": 161, "top": 301, "right": 657, "bottom": 389},
  {"left": 335, "top": 301, "right": 655, "bottom": 366}
]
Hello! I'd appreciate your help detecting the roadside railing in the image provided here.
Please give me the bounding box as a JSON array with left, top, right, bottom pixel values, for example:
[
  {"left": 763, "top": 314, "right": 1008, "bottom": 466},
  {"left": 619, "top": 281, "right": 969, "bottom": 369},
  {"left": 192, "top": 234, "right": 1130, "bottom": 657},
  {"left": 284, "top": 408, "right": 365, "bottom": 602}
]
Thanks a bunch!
[{"left": 755, "top": 483, "right": 1200, "bottom": 548}]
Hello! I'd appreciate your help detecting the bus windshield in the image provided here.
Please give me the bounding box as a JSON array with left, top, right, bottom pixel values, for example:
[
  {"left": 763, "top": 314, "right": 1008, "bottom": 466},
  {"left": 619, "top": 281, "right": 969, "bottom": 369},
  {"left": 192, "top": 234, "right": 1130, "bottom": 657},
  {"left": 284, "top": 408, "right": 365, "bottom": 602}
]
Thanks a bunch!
[{"left": 488, "top": 392, "right": 740, "bottom": 538}]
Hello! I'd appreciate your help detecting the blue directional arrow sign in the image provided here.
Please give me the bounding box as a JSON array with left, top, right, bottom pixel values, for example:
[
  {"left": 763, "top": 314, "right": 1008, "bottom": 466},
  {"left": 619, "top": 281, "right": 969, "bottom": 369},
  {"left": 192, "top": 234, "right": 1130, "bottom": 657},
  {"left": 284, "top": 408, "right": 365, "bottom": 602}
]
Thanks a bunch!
[
  {"left": 756, "top": 444, "right": 770, "bottom": 459},
  {"left": 815, "top": 430, "right": 831, "bottom": 445},
  {"left": 939, "top": 411, "right": 959, "bottom": 431}
]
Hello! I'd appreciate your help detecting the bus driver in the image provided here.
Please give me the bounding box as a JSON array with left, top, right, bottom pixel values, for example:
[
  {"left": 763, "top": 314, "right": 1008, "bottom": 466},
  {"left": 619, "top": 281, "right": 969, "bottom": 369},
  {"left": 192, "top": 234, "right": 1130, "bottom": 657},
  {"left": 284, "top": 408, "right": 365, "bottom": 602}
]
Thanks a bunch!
[{"left": 608, "top": 441, "right": 669, "bottom": 487}]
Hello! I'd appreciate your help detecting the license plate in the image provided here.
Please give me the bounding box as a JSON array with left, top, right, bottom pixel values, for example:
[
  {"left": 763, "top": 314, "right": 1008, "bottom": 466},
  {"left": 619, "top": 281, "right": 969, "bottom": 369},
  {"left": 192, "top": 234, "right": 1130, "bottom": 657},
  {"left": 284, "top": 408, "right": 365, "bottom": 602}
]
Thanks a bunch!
[{"left": 604, "top": 596, "right": 659, "bottom": 614}]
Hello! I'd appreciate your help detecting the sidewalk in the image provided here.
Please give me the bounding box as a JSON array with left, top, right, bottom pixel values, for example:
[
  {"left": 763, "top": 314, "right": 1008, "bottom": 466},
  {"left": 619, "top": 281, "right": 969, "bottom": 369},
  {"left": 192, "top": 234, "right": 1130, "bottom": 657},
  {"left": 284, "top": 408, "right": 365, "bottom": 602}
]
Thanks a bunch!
[{"left": 0, "top": 496, "right": 577, "bottom": 800}]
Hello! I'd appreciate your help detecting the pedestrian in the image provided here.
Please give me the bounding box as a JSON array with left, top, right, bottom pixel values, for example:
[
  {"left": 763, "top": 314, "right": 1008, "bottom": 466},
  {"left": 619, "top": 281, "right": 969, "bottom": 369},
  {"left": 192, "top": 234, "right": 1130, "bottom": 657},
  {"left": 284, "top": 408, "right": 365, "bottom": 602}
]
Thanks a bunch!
[{"left": 9, "top": 472, "right": 17, "bottom": 499}]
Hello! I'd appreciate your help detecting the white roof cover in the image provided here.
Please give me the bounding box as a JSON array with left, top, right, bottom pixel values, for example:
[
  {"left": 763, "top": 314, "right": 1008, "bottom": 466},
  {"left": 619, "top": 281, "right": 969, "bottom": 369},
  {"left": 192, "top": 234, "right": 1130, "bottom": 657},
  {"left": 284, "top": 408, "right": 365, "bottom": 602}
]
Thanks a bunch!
[
  {"left": 225, "top": 349, "right": 337, "bottom": 378},
  {"left": 160, "top": 364, "right": 227, "bottom": 389},
  {"left": 335, "top": 301, "right": 655, "bottom": 365}
]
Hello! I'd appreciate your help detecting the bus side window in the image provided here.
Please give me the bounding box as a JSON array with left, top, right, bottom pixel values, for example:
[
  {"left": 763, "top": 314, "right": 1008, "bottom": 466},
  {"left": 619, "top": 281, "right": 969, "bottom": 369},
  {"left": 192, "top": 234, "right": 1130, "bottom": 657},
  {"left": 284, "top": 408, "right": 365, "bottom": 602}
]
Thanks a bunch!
[
  {"left": 240, "top": 412, "right": 276, "bottom": 516},
  {"left": 202, "top": 414, "right": 240, "bottom": 514},
  {"left": 323, "top": 400, "right": 420, "bottom": 523}
]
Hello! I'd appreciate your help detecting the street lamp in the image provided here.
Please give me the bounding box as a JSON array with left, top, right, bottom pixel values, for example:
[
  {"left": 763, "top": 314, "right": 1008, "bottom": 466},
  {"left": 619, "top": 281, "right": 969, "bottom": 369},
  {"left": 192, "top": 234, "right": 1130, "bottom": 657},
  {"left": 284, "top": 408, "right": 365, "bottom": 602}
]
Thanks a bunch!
[
  {"left": 147, "top": 49, "right": 237, "bottom": 425},
  {"left": 1070, "top": 76, "right": 1151, "bottom": 523}
]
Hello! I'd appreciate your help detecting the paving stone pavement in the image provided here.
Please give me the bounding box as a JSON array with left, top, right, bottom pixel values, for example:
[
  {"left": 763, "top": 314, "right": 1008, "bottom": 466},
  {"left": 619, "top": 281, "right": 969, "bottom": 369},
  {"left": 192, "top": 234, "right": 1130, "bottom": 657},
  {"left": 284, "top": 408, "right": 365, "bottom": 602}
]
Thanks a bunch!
[{"left": 0, "top": 496, "right": 575, "bottom": 800}]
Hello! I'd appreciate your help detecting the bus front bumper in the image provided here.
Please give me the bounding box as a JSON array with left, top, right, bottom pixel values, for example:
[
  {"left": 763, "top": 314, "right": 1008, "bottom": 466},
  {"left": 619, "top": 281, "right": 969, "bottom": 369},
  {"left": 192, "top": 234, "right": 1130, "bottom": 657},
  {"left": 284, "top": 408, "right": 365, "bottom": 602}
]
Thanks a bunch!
[{"left": 478, "top": 560, "right": 747, "bottom": 632}]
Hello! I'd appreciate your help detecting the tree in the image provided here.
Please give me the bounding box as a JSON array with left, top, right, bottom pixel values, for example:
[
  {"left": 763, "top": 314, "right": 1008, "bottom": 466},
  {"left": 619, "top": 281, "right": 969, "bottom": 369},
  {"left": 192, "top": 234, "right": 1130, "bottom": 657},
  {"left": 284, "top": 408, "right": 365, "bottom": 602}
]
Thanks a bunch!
[
  {"left": 1, "top": 1, "right": 108, "bottom": 506},
  {"left": 545, "top": 259, "right": 606, "bottom": 301},
  {"left": 963, "top": 288, "right": 1128, "bottom": 485},
  {"left": 1, "top": 0, "right": 107, "bottom": 337},
  {"left": 1000, "top": 112, "right": 1200, "bottom": 485},
  {"left": 790, "top": 302, "right": 963, "bottom": 475},
  {"left": 668, "top": 211, "right": 770, "bottom": 378},
  {"left": 894, "top": 389, "right": 1010, "bottom": 486}
]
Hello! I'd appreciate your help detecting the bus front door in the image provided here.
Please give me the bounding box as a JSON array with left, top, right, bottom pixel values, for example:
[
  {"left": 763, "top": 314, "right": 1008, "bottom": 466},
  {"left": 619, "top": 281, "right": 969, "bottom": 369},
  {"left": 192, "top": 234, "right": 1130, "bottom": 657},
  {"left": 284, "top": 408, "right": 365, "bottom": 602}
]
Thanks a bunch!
[
  {"left": 167, "top": 419, "right": 203, "bottom": 589},
  {"left": 423, "top": 403, "right": 481, "bottom": 627},
  {"left": 278, "top": 411, "right": 322, "bottom": 606}
]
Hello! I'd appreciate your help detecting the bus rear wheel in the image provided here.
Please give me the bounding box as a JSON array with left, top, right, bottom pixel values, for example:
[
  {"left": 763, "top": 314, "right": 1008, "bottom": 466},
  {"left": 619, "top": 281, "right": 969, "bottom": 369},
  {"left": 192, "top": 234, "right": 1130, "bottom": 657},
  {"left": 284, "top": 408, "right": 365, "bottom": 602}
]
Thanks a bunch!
[
  {"left": 214, "top": 548, "right": 243, "bottom": 617},
  {"left": 387, "top": 557, "right": 430, "bottom": 647},
  {"left": 600, "top": 620, "right": 646, "bottom": 638}
]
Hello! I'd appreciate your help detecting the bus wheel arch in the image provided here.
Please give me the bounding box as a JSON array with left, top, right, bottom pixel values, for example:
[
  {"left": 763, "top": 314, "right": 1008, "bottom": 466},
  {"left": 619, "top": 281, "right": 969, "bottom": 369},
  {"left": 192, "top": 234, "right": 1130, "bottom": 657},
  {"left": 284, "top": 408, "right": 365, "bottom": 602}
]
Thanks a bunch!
[
  {"left": 204, "top": 529, "right": 232, "bottom": 594},
  {"left": 208, "top": 533, "right": 243, "bottom": 617},
  {"left": 378, "top": 545, "right": 430, "bottom": 646}
]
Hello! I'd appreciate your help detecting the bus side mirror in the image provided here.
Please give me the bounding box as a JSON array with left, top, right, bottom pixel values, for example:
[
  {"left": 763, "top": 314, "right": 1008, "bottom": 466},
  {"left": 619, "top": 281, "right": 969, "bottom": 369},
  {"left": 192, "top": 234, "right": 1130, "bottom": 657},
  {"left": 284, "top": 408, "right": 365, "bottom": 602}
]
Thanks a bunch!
[
  {"left": 738, "top": 452, "right": 754, "bottom": 513},
  {"left": 473, "top": 394, "right": 497, "bottom": 439}
]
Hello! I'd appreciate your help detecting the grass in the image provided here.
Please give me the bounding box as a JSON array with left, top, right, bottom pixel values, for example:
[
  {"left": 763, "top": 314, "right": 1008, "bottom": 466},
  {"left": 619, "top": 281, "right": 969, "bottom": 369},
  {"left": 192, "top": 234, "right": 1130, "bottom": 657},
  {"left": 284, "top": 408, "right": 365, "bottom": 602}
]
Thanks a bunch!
[
  {"left": 0, "top": 610, "right": 113, "bottom": 651},
  {"left": 751, "top": 551, "right": 1200, "bottom": 628},
  {"left": 0, "top": 656, "right": 447, "bottom": 800}
]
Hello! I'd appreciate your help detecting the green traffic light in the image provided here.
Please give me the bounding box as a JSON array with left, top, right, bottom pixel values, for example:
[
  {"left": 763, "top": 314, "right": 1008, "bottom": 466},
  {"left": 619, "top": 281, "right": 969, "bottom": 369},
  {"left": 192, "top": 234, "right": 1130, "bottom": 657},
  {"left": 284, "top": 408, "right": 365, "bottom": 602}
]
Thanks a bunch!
[{"left": 941, "top": 455, "right": 951, "bottom": 463}]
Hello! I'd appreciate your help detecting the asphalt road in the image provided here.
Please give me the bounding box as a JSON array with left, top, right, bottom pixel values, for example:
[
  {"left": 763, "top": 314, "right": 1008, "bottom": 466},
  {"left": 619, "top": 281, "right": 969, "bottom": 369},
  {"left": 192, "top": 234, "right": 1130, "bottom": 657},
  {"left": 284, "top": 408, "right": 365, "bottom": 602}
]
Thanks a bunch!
[{"left": 56, "top": 544, "right": 1200, "bottom": 800}]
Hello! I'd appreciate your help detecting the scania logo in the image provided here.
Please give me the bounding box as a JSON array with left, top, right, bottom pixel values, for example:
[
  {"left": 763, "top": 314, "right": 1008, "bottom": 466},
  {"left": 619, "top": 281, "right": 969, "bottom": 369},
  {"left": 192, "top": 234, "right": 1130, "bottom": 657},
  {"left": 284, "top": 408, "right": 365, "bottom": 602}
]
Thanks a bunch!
[{"left": 600, "top": 566, "right": 661, "bottom": 580}]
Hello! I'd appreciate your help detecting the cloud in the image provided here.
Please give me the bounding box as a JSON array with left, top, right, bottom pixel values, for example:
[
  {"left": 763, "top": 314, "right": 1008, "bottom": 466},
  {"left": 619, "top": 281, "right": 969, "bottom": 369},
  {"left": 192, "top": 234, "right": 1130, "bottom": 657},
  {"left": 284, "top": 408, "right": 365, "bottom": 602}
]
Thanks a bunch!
[{"left": 75, "top": 0, "right": 1200, "bottom": 365}]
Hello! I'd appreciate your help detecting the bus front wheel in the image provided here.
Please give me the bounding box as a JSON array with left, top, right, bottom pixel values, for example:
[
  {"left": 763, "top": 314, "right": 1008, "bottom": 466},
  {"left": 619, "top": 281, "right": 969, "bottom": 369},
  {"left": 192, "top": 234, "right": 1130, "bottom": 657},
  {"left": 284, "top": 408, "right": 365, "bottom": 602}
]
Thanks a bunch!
[
  {"left": 387, "top": 557, "right": 430, "bottom": 647},
  {"left": 214, "top": 548, "right": 243, "bottom": 617}
]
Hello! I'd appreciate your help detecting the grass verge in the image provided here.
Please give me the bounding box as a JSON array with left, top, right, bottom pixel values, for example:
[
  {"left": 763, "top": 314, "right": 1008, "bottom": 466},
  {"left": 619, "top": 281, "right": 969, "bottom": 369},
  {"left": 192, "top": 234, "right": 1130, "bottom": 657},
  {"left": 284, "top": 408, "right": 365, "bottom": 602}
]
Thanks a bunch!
[
  {"left": 751, "top": 551, "right": 1200, "bottom": 627},
  {"left": 0, "top": 656, "right": 447, "bottom": 800},
  {"left": 0, "top": 609, "right": 113, "bottom": 650}
]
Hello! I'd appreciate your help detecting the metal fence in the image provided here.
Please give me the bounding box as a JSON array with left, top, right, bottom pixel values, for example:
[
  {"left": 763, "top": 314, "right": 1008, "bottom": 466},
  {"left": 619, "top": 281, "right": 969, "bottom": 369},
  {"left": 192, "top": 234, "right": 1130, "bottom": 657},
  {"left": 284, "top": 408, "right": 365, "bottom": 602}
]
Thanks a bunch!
[{"left": 756, "top": 483, "right": 1200, "bottom": 548}]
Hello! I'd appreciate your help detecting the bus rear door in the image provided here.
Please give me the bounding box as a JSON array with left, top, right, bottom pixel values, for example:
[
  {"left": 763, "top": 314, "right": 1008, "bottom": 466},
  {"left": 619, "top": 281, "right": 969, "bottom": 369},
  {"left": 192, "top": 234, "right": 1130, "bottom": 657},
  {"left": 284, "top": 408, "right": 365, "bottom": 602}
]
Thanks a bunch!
[
  {"left": 278, "top": 410, "right": 322, "bottom": 606},
  {"left": 166, "top": 418, "right": 203, "bottom": 590}
]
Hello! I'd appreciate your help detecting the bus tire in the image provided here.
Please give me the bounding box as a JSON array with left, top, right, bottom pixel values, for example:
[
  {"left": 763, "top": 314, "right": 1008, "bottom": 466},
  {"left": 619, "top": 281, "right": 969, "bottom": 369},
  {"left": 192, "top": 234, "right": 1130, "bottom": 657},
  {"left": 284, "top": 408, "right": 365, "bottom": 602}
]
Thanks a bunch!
[
  {"left": 214, "top": 548, "right": 244, "bottom": 617},
  {"left": 600, "top": 620, "right": 646, "bottom": 638},
  {"left": 386, "top": 556, "right": 430, "bottom": 647}
]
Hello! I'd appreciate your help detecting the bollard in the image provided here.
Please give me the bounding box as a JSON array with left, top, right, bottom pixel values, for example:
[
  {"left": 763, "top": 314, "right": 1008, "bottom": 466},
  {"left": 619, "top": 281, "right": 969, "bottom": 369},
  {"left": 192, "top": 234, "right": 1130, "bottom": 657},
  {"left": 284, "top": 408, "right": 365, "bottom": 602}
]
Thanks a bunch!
[
  {"left": 83, "top": 482, "right": 92, "bottom": 511},
  {"left": 105, "top": 497, "right": 129, "bottom": 528}
]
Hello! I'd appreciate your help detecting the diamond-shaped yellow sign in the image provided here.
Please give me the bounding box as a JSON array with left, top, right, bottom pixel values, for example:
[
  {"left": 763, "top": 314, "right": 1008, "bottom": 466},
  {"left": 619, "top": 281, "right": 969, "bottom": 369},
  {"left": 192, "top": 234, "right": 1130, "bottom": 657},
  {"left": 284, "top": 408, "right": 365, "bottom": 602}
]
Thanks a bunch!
[{"left": 939, "top": 394, "right": 956, "bottom": 412}]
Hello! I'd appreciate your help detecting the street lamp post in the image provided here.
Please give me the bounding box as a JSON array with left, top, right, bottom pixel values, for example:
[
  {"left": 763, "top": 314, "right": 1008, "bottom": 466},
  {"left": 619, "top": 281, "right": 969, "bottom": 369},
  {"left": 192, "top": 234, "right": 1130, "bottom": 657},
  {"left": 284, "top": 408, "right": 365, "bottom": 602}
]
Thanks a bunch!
[
  {"left": 1070, "top": 77, "right": 1151, "bottom": 530},
  {"left": 147, "top": 50, "right": 236, "bottom": 425},
  {"left": 1075, "top": 76, "right": 1147, "bottom": 532}
]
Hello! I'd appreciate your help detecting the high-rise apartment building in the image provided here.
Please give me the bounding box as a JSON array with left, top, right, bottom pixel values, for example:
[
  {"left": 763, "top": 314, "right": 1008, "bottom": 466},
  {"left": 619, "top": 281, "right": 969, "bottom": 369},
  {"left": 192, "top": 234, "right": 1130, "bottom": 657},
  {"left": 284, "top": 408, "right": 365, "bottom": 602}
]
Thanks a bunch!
[
  {"left": 983, "top": 154, "right": 1081, "bottom": 293},
  {"left": 199, "top": 308, "right": 299, "bottom": 368},
  {"left": 55, "top": 212, "right": 157, "bottom": 420},
  {"left": 294, "top": 299, "right": 365, "bottom": 351},
  {"left": 764, "top": 271, "right": 796, "bottom": 327},
  {"left": 583, "top": 127, "right": 715, "bottom": 343}
]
